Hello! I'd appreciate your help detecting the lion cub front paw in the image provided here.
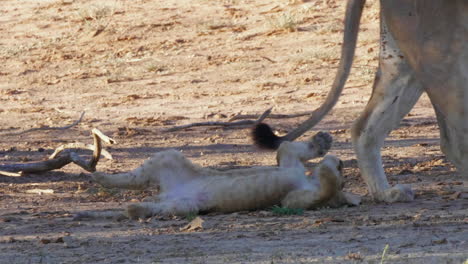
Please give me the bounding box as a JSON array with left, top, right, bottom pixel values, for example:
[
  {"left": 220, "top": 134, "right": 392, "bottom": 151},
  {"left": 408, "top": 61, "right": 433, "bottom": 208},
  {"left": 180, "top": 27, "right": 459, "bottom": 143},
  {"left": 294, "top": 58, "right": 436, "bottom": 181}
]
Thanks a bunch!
[
  {"left": 310, "top": 132, "right": 333, "bottom": 156},
  {"left": 383, "top": 184, "right": 414, "bottom": 203}
]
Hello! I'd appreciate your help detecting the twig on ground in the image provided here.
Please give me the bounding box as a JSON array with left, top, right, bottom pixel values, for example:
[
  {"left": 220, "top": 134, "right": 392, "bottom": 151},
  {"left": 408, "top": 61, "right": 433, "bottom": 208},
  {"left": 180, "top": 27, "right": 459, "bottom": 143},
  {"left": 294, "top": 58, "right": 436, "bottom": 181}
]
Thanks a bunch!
[
  {"left": 164, "top": 108, "right": 272, "bottom": 132},
  {"left": 8, "top": 112, "right": 85, "bottom": 136},
  {"left": 260, "top": 56, "right": 276, "bottom": 63},
  {"left": 50, "top": 143, "right": 113, "bottom": 160},
  {"left": 0, "top": 128, "right": 115, "bottom": 176},
  {"left": 229, "top": 110, "right": 314, "bottom": 121},
  {"left": 0, "top": 170, "right": 22, "bottom": 177},
  {"left": 380, "top": 244, "right": 390, "bottom": 264}
]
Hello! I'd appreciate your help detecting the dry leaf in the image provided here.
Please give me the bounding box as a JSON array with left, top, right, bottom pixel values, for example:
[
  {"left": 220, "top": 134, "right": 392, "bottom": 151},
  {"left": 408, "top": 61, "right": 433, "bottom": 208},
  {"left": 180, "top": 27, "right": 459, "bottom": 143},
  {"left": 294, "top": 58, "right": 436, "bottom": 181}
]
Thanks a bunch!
[
  {"left": 449, "top": 191, "right": 461, "bottom": 200},
  {"left": 306, "top": 92, "right": 319, "bottom": 98},
  {"left": 180, "top": 216, "right": 204, "bottom": 232}
]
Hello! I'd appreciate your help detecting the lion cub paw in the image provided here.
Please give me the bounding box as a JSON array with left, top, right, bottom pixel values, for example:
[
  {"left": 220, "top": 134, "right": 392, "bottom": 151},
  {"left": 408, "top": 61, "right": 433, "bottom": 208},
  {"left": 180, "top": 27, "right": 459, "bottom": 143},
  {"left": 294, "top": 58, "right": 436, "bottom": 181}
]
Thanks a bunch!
[
  {"left": 310, "top": 132, "right": 333, "bottom": 156},
  {"left": 383, "top": 184, "right": 414, "bottom": 203}
]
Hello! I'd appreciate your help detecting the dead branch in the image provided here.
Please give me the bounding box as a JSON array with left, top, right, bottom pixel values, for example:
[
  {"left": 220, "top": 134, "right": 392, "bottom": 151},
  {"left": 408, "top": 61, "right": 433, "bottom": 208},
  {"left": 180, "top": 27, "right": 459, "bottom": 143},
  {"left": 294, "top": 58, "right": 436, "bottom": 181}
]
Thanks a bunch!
[
  {"left": 0, "top": 128, "right": 115, "bottom": 176},
  {"left": 0, "top": 170, "right": 22, "bottom": 177},
  {"left": 229, "top": 110, "right": 315, "bottom": 121},
  {"left": 49, "top": 143, "right": 112, "bottom": 160},
  {"left": 164, "top": 108, "right": 272, "bottom": 132},
  {"left": 260, "top": 56, "right": 276, "bottom": 63},
  {"left": 8, "top": 112, "right": 85, "bottom": 136}
]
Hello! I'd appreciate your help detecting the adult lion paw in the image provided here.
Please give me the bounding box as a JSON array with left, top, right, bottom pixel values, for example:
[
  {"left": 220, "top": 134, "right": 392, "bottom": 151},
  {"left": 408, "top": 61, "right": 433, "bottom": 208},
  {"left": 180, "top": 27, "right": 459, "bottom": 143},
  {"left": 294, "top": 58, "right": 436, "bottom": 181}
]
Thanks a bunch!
[
  {"left": 310, "top": 131, "right": 333, "bottom": 156},
  {"left": 382, "top": 184, "right": 414, "bottom": 203}
]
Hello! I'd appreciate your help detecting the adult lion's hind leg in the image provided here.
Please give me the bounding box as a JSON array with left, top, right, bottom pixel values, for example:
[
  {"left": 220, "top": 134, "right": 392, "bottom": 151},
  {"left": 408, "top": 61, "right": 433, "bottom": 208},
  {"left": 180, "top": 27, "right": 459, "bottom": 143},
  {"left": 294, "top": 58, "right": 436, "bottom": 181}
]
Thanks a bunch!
[{"left": 428, "top": 92, "right": 468, "bottom": 175}]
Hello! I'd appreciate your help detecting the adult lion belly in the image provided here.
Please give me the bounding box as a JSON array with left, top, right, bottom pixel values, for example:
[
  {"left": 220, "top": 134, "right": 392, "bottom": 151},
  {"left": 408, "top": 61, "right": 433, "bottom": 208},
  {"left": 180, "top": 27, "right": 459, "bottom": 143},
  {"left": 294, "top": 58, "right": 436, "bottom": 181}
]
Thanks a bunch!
[{"left": 382, "top": 1, "right": 468, "bottom": 88}]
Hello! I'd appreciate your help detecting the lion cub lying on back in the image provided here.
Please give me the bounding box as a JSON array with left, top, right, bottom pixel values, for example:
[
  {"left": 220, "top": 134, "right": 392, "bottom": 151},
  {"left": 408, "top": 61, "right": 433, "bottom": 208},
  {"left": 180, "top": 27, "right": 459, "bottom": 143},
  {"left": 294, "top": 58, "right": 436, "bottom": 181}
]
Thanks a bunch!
[{"left": 77, "top": 132, "right": 360, "bottom": 220}]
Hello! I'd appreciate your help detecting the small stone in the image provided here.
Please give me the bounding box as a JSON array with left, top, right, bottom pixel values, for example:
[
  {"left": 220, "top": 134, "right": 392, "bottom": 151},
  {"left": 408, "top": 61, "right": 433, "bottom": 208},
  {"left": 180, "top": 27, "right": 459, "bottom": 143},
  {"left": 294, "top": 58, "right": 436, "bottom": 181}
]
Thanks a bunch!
[{"left": 432, "top": 238, "right": 447, "bottom": 245}]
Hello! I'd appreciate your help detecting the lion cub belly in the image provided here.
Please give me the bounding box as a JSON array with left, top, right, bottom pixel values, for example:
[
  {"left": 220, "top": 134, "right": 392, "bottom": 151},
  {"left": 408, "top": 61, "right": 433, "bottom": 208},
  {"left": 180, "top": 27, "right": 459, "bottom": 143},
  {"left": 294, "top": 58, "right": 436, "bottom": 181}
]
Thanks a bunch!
[{"left": 185, "top": 167, "right": 307, "bottom": 213}]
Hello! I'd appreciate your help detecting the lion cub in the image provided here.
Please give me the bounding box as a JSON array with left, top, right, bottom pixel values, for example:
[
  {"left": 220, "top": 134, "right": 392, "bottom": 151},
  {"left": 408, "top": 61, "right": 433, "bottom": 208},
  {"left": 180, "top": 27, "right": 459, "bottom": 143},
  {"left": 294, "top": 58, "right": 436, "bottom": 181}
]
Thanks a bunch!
[{"left": 76, "top": 132, "right": 360, "bottom": 220}]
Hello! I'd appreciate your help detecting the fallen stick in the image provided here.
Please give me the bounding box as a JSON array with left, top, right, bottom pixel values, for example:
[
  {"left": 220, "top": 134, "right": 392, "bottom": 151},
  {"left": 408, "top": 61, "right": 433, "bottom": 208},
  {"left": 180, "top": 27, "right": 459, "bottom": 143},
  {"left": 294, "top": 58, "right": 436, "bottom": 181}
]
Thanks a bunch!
[
  {"left": 0, "top": 128, "right": 115, "bottom": 176},
  {"left": 49, "top": 143, "right": 113, "bottom": 160},
  {"left": 228, "top": 110, "right": 315, "bottom": 122},
  {"left": 25, "top": 188, "right": 54, "bottom": 194},
  {"left": 164, "top": 108, "right": 272, "bottom": 132},
  {"left": 0, "top": 170, "right": 22, "bottom": 177}
]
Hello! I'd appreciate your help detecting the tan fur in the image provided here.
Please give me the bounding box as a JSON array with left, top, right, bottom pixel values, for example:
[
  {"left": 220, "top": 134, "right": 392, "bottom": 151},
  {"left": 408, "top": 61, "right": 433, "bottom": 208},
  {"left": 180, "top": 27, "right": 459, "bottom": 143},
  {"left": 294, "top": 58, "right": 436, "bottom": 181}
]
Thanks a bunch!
[
  {"left": 258, "top": 1, "right": 468, "bottom": 203},
  {"left": 77, "top": 133, "right": 360, "bottom": 220}
]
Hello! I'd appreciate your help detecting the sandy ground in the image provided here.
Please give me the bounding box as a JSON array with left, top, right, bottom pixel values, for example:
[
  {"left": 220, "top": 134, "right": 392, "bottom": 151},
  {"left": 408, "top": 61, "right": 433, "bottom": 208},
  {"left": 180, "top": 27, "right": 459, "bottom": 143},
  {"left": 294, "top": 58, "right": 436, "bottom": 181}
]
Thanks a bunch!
[{"left": 0, "top": 0, "right": 467, "bottom": 263}]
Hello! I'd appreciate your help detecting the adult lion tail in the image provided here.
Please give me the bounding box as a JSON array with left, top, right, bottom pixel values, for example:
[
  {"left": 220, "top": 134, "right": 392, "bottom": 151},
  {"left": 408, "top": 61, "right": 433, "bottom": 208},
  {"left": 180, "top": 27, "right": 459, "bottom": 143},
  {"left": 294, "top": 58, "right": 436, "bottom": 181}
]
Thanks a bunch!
[
  {"left": 253, "top": 0, "right": 366, "bottom": 150},
  {"left": 252, "top": 123, "right": 283, "bottom": 149}
]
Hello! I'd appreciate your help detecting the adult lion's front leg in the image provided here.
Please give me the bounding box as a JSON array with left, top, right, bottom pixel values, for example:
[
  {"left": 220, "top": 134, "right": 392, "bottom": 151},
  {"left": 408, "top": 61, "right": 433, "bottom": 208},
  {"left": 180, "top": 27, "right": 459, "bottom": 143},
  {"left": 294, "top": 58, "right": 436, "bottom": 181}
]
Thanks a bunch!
[{"left": 351, "top": 19, "right": 423, "bottom": 203}]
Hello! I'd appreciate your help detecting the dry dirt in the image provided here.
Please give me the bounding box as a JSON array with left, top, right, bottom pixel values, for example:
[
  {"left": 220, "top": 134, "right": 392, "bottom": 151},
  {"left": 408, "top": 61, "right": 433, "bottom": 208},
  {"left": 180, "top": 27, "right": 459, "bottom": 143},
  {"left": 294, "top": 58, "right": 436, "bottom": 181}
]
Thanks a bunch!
[{"left": 0, "top": 0, "right": 467, "bottom": 263}]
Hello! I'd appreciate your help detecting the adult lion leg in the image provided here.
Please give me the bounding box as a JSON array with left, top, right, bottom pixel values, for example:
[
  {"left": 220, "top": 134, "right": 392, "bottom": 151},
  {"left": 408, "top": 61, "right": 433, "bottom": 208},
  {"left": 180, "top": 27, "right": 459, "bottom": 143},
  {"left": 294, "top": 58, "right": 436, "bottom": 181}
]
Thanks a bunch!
[
  {"left": 351, "top": 18, "right": 424, "bottom": 203},
  {"left": 428, "top": 89, "right": 468, "bottom": 174},
  {"left": 381, "top": 0, "right": 468, "bottom": 176}
]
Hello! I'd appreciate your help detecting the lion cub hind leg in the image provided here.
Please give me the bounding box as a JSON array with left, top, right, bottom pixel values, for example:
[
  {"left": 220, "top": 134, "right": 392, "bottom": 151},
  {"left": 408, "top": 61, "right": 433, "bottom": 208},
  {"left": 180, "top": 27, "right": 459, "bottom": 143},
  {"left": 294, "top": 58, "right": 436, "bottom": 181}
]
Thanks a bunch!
[
  {"left": 281, "top": 189, "right": 321, "bottom": 209},
  {"left": 126, "top": 198, "right": 200, "bottom": 220},
  {"left": 92, "top": 171, "right": 150, "bottom": 190},
  {"left": 281, "top": 155, "right": 344, "bottom": 209},
  {"left": 92, "top": 149, "right": 212, "bottom": 191}
]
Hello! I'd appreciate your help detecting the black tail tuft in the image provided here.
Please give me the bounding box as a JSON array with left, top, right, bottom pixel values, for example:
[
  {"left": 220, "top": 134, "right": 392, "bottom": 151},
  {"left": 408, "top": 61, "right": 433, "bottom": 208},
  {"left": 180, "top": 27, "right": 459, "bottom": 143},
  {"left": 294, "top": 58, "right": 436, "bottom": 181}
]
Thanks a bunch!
[{"left": 252, "top": 123, "right": 284, "bottom": 150}]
